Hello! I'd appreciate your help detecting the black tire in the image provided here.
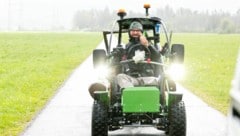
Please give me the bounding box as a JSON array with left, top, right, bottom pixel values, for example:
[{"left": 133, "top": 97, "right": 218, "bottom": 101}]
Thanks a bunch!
[
  {"left": 110, "top": 78, "right": 120, "bottom": 105},
  {"left": 159, "top": 77, "right": 167, "bottom": 105},
  {"left": 170, "top": 44, "right": 184, "bottom": 63},
  {"left": 93, "top": 49, "right": 106, "bottom": 69},
  {"left": 91, "top": 101, "right": 108, "bottom": 136},
  {"left": 168, "top": 101, "right": 186, "bottom": 136}
]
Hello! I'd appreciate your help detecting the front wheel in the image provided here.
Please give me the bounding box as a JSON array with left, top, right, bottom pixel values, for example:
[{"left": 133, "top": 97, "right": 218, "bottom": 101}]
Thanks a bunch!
[
  {"left": 91, "top": 101, "right": 108, "bottom": 136},
  {"left": 168, "top": 101, "right": 186, "bottom": 136}
]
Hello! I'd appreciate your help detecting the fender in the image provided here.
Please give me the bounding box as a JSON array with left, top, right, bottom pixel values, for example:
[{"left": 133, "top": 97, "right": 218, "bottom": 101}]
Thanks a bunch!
[
  {"left": 168, "top": 92, "right": 183, "bottom": 107},
  {"left": 94, "top": 91, "right": 109, "bottom": 106}
]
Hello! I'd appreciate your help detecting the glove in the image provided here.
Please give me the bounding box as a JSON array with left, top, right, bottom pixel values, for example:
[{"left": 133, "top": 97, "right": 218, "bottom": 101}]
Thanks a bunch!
[
  {"left": 133, "top": 50, "right": 145, "bottom": 64},
  {"left": 111, "top": 47, "right": 124, "bottom": 57}
]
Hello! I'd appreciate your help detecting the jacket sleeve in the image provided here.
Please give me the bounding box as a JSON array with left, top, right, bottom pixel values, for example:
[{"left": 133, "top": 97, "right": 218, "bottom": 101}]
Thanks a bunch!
[{"left": 148, "top": 45, "right": 161, "bottom": 61}]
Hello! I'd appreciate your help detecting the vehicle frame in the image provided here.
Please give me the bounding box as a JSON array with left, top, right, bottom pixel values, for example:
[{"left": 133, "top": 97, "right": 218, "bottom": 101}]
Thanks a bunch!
[{"left": 90, "top": 4, "right": 186, "bottom": 136}]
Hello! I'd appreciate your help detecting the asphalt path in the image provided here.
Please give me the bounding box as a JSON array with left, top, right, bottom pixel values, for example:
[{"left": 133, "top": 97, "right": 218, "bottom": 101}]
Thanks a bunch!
[{"left": 21, "top": 41, "right": 227, "bottom": 136}]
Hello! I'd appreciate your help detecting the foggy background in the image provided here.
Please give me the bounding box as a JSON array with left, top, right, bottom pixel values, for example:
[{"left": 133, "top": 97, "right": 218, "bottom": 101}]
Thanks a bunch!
[{"left": 0, "top": 0, "right": 239, "bottom": 33}]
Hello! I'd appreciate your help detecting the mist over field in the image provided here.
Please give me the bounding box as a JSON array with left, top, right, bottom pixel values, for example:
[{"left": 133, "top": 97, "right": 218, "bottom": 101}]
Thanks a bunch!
[
  {"left": 72, "top": 7, "right": 240, "bottom": 33},
  {"left": 0, "top": 0, "right": 239, "bottom": 33}
]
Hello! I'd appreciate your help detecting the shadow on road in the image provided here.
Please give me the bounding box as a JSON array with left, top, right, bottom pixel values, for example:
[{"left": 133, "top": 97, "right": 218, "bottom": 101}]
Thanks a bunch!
[
  {"left": 109, "top": 134, "right": 165, "bottom": 136},
  {"left": 108, "top": 127, "right": 166, "bottom": 136},
  {"left": 110, "top": 134, "right": 165, "bottom": 136}
]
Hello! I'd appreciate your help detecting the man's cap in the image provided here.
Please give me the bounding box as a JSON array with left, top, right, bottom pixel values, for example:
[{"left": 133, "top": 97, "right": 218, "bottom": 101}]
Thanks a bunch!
[{"left": 129, "top": 21, "right": 143, "bottom": 31}]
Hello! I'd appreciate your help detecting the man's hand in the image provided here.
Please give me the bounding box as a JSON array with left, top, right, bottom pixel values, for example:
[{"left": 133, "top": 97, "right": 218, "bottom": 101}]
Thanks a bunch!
[
  {"left": 133, "top": 50, "right": 145, "bottom": 64},
  {"left": 139, "top": 33, "right": 149, "bottom": 47}
]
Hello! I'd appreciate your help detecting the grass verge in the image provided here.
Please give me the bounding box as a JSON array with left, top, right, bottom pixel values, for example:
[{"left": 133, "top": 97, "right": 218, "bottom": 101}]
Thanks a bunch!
[
  {"left": 0, "top": 32, "right": 102, "bottom": 136},
  {"left": 173, "top": 33, "right": 240, "bottom": 114}
]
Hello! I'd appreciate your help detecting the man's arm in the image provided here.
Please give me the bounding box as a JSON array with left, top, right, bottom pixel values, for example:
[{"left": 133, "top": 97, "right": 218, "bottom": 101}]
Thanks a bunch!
[
  {"left": 139, "top": 33, "right": 160, "bottom": 61},
  {"left": 148, "top": 45, "right": 161, "bottom": 61}
]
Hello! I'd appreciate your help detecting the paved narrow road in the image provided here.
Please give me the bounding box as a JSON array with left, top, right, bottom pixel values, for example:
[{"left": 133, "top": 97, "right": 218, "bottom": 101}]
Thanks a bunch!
[{"left": 21, "top": 41, "right": 227, "bottom": 136}]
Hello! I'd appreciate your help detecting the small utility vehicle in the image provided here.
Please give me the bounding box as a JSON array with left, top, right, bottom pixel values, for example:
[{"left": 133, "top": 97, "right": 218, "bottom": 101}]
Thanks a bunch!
[{"left": 89, "top": 4, "right": 186, "bottom": 136}]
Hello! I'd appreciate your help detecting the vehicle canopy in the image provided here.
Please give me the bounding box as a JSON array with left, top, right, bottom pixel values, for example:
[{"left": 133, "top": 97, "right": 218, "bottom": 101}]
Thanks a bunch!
[{"left": 103, "top": 9, "right": 170, "bottom": 55}]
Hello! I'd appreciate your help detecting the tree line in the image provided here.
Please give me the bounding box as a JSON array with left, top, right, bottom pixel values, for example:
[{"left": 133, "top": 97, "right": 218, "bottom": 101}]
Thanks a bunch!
[{"left": 72, "top": 6, "right": 240, "bottom": 33}]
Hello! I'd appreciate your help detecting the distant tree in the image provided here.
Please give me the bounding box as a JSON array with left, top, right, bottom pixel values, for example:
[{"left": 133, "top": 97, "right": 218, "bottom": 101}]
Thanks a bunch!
[
  {"left": 72, "top": 11, "right": 82, "bottom": 30},
  {"left": 155, "top": 6, "right": 175, "bottom": 30},
  {"left": 72, "top": 6, "right": 240, "bottom": 33},
  {"left": 206, "top": 11, "right": 220, "bottom": 32},
  {"left": 72, "top": 8, "right": 116, "bottom": 31},
  {"left": 96, "top": 7, "right": 115, "bottom": 30},
  {"left": 234, "top": 9, "right": 240, "bottom": 32},
  {"left": 73, "top": 10, "right": 94, "bottom": 30},
  {"left": 218, "top": 18, "right": 235, "bottom": 33}
]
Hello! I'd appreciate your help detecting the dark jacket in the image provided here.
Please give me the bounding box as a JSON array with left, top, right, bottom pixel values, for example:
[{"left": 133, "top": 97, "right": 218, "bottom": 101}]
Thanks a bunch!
[{"left": 123, "top": 38, "right": 161, "bottom": 77}]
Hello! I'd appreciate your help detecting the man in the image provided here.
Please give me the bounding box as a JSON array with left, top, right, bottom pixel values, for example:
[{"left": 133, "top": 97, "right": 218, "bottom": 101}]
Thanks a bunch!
[{"left": 116, "top": 21, "right": 161, "bottom": 88}]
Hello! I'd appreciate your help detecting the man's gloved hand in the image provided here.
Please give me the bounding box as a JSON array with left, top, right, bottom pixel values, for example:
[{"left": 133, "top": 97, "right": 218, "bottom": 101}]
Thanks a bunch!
[
  {"left": 133, "top": 50, "right": 145, "bottom": 64},
  {"left": 111, "top": 47, "right": 124, "bottom": 57}
]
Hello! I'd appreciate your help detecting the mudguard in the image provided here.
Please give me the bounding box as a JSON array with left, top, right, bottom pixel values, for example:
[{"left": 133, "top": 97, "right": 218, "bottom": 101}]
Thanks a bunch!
[
  {"left": 94, "top": 91, "right": 109, "bottom": 105},
  {"left": 168, "top": 92, "right": 183, "bottom": 107}
]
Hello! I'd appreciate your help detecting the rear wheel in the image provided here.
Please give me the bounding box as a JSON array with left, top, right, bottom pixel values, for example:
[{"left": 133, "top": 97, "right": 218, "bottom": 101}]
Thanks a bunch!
[
  {"left": 91, "top": 101, "right": 108, "bottom": 136},
  {"left": 168, "top": 101, "right": 186, "bottom": 136}
]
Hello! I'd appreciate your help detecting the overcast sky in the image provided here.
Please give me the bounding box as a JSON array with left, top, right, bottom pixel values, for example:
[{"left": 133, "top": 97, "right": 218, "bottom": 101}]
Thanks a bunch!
[{"left": 0, "top": 0, "right": 239, "bottom": 30}]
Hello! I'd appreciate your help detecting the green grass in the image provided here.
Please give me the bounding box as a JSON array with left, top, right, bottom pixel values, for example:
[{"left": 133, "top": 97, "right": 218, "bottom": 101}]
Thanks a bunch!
[
  {"left": 172, "top": 33, "right": 240, "bottom": 114},
  {"left": 0, "top": 32, "right": 102, "bottom": 136}
]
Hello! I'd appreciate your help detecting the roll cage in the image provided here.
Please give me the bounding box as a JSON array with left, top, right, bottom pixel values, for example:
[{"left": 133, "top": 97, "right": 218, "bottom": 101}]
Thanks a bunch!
[{"left": 103, "top": 17, "right": 171, "bottom": 55}]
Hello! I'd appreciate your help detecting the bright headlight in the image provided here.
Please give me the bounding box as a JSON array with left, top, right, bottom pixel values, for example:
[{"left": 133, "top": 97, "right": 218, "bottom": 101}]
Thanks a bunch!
[
  {"left": 94, "top": 65, "right": 110, "bottom": 79},
  {"left": 167, "top": 64, "right": 185, "bottom": 80}
]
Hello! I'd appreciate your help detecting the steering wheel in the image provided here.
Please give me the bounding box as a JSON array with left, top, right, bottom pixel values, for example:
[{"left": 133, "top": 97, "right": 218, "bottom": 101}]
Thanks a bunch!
[{"left": 126, "top": 43, "right": 151, "bottom": 59}]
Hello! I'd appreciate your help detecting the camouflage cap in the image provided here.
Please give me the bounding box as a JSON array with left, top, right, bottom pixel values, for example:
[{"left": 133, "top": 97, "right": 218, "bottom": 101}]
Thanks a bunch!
[{"left": 129, "top": 21, "right": 143, "bottom": 31}]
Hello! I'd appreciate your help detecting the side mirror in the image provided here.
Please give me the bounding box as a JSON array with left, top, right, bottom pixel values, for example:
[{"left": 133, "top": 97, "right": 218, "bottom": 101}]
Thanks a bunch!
[
  {"left": 93, "top": 49, "right": 107, "bottom": 69},
  {"left": 170, "top": 44, "right": 184, "bottom": 63}
]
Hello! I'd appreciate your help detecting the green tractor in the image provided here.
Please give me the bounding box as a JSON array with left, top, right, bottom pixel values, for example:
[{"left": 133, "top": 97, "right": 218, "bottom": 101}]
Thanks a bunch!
[{"left": 89, "top": 4, "right": 186, "bottom": 136}]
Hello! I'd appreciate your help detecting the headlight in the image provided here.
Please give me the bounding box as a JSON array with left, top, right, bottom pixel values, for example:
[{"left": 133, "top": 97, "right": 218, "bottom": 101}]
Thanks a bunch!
[
  {"left": 94, "top": 65, "right": 110, "bottom": 79},
  {"left": 167, "top": 64, "right": 185, "bottom": 80}
]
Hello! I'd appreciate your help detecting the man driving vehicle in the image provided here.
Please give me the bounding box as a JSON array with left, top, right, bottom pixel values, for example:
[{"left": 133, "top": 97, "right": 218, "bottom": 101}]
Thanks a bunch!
[{"left": 116, "top": 21, "right": 161, "bottom": 88}]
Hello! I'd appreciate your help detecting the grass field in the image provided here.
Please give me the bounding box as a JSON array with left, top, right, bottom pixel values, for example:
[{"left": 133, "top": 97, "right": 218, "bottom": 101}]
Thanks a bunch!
[
  {"left": 0, "top": 32, "right": 239, "bottom": 136},
  {"left": 172, "top": 33, "right": 240, "bottom": 114},
  {"left": 0, "top": 32, "right": 101, "bottom": 136}
]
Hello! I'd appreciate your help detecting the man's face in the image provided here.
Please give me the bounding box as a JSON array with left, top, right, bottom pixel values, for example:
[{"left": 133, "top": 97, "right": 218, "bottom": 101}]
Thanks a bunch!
[{"left": 130, "top": 29, "right": 142, "bottom": 38}]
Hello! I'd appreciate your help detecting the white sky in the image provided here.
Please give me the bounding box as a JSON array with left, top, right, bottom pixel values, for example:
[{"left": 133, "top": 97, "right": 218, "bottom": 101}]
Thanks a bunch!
[{"left": 0, "top": 0, "right": 239, "bottom": 30}]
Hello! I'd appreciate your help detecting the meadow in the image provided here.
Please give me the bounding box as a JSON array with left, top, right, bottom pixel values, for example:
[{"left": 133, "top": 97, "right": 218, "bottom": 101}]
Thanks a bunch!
[
  {"left": 0, "top": 32, "right": 101, "bottom": 135},
  {"left": 0, "top": 32, "right": 239, "bottom": 135},
  {"left": 173, "top": 33, "right": 240, "bottom": 114}
]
